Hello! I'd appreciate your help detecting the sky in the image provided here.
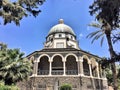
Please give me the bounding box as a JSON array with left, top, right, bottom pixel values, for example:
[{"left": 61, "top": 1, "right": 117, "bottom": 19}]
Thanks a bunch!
[{"left": 0, "top": 0, "right": 120, "bottom": 57}]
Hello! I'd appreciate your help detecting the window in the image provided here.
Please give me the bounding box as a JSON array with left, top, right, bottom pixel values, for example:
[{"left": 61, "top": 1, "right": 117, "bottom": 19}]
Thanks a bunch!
[
  {"left": 66, "top": 37, "right": 69, "bottom": 41},
  {"left": 59, "top": 34, "right": 62, "bottom": 37},
  {"left": 56, "top": 43, "right": 64, "bottom": 48}
]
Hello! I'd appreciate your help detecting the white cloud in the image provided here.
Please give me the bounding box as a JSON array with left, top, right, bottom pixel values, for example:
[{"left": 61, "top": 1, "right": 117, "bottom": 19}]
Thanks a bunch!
[
  {"left": 79, "top": 33, "right": 83, "bottom": 39},
  {"left": 79, "top": 33, "right": 83, "bottom": 37}
]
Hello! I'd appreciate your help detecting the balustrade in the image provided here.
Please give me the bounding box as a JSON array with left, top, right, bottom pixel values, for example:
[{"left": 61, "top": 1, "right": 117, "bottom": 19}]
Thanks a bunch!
[
  {"left": 38, "top": 69, "right": 78, "bottom": 75},
  {"left": 38, "top": 70, "right": 49, "bottom": 75}
]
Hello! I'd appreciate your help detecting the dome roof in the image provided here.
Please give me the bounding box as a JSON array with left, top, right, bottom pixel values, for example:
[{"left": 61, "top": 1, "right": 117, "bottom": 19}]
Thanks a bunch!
[{"left": 48, "top": 19, "right": 75, "bottom": 36}]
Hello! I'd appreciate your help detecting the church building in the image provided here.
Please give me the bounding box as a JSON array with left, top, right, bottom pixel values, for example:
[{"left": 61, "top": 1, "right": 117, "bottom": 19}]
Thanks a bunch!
[{"left": 26, "top": 19, "right": 108, "bottom": 90}]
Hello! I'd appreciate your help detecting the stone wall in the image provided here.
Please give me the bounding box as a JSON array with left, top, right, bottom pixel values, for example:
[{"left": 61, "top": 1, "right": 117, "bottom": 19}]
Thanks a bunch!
[{"left": 17, "top": 76, "right": 108, "bottom": 90}]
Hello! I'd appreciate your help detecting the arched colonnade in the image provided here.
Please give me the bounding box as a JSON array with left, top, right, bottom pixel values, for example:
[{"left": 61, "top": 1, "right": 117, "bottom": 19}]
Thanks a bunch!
[{"left": 31, "top": 53, "right": 103, "bottom": 78}]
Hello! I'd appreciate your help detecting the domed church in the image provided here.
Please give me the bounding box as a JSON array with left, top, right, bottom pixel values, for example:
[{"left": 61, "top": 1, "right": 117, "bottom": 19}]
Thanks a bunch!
[{"left": 25, "top": 19, "right": 108, "bottom": 90}]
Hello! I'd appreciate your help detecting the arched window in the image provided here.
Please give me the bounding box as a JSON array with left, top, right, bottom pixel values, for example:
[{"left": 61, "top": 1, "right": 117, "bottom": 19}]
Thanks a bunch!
[
  {"left": 38, "top": 56, "right": 49, "bottom": 75},
  {"left": 83, "top": 58, "right": 90, "bottom": 76},
  {"left": 66, "top": 55, "right": 78, "bottom": 75},
  {"left": 52, "top": 55, "right": 63, "bottom": 75}
]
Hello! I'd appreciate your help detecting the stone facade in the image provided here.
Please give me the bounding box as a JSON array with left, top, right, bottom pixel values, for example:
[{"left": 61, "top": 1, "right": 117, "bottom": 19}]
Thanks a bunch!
[{"left": 18, "top": 76, "right": 108, "bottom": 90}]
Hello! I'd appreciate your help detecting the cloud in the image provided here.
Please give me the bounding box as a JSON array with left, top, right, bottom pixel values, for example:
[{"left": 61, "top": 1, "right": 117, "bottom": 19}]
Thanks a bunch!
[{"left": 79, "top": 33, "right": 83, "bottom": 39}]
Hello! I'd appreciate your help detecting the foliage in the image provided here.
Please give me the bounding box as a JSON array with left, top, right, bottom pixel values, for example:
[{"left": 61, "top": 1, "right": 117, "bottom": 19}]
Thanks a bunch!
[
  {"left": 60, "top": 84, "right": 72, "bottom": 90},
  {"left": 105, "top": 67, "right": 113, "bottom": 85},
  {"left": 112, "top": 33, "right": 120, "bottom": 44},
  {"left": 89, "top": 0, "right": 120, "bottom": 30},
  {"left": 0, "top": 0, "right": 45, "bottom": 25},
  {"left": 89, "top": 0, "right": 120, "bottom": 44},
  {"left": 0, "top": 81, "right": 19, "bottom": 90},
  {"left": 118, "top": 79, "right": 120, "bottom": 90},
  {"left": 0, "top": 43, "right": 32, "bottom": 85},
  {"left": 105, "top": 64, "right": 120, "bottom": 88},
  {"left": 87, "top": 21, "right": 105, "bottom": 46}
]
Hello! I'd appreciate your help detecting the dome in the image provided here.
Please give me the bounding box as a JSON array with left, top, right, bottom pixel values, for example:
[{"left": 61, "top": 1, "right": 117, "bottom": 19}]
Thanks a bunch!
[{"left": 48, "top": 19, "right": 75, "bottom": 36}]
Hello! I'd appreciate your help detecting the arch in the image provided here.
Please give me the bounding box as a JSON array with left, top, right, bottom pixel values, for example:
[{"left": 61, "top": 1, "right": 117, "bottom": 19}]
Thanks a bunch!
[
  {"left": 65, "top": 53, "right": 78, "bottom": 62},
  {"left": 30, "top": 56, "right": 34, "bottom": 61},
  {"left": 82, "top": 55, "right": 90, "bottom": 63},
  {"left": 38, "top": 55, "right": 49, "bottom": 75},
  {"left": 90, "top": 58, "right": 98, "bottom": 67},
  {"left": 37, "top": 54, "right": 50, "bottom": 62},
  {"left": 83, "top": 56, "right": 90, "bottom": 76},
  {"left": 30, "top": 56, "right": 34, "bottom": 63},
  {"left": 90, "top": 58, "right": 98, "bottom": 77},
  {"left": 66, "top": 55, "right": 78, "bottom": 75},
  {"left": 51, "top": 54, "right": 64, "bottom": 62},
  {"left": 52, "top": 54, "right": 64, "bottom": 75}
]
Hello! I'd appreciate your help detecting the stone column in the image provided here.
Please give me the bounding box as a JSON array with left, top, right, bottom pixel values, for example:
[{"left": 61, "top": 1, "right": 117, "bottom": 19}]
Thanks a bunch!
[
  {"left": 79, "top": 58, "right": 84, "bottom": 76},
  {"left": 77, "top": 60, "right": 80, "bottom": 75},
  {"left": 33, "top": 60, "right": 38, "bottom": 76},
  {"left": 49, "top": 60, "right": 52, "bottom": 75},
  {"left": 103, "top": 69, "right": 106, "bottom": 78},
  {"left": 63, "top": 61, "right": 66, "bottom": 75},
  {"left": 88, "top": 62, "right": 92, "bottom": 77},
  {"left": 99, "top": 64, "right": 104, "bottom": 78},
  {"left": 96, "top": 63, "right": 100, "bottom": 78}
]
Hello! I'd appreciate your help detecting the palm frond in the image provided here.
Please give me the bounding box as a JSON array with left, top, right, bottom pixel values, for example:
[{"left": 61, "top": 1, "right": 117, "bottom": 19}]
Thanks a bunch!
[
  {"left": 88, "top": 22, "right": 101, "bottom": 28},
  {"left": 91, "top": 32, "right": 105, "bottom": 44},
  {"left": 100, "top": 36, "right": 104, "bottom": 46},
  {"left": 87, "top": 29, "right": 103, "bottom": 39}
]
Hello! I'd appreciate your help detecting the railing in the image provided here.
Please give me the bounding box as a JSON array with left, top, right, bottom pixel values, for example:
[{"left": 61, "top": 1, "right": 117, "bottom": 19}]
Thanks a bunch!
[
  {"left": 52, "top": 70, "right": 63, "bottom": 75},
  {"left": 37, "top": 70, "right": 78, "bottom": 75},
  {"left": 38, "top": 70, "right": 49, "bottom": 75},
  {"left": 84, "top": 69, "right": 90, "bottom": 76},
  {"left": 66, "top": 70, "right": 78, "bottom": 75}
]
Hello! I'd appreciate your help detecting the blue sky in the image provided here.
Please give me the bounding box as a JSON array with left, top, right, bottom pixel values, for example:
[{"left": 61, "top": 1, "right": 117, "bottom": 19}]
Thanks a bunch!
[{"left": 0, "top": 0, "right": 120, "bottom": 57}]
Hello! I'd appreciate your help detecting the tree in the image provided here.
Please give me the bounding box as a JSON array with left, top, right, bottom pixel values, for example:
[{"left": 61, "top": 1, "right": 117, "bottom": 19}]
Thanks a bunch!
[
  {"left": 89, "top": 0, "right": 120, "bottom": 90},
  {"left": 87, "top": 19, "right": 119, "bottom": 90},
  {"left": 0, "top": 0, "right": 45, "bottom": 25},
  {"left": 105, "top": 64, "right": 120, "bottom": 89},
  {"left": 0, "top": 43, "right": 32, "bottom": 85}
]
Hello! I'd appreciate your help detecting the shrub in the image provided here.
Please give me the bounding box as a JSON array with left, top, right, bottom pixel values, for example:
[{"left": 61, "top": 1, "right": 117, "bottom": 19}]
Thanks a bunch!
[
  {"left": 60, "top": 84, "right": 72, "bottom": 90},
  {"left": 0, "top": 81, "right": 19, "bottom": 90}
]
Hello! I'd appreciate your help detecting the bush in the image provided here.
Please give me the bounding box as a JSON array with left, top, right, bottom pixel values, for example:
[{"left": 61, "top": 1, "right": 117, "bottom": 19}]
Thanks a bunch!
[
  {"left": 60, "top": 84, "right": 72, "bottom": 90},
  {"left": 0, "top": 81, "right": 19, "bottom": 90},
  {"left": 0, "top": 85, "right": 19, "bottom": 90}
]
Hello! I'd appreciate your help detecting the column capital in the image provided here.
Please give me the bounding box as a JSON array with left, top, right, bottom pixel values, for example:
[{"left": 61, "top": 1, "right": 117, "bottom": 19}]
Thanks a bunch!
[
  {"left": 49, "top": 59, "right": 53, "bottom": 62},
  {"left": 62, "top": 59, "right": 66, "bottom": 62},
  {"left": 88, "top": 61, "right": 91, "bottom": 64},
  {"left": 96, "top": 62, "right": 98, "bottom": 66},
  {"left": 79, "top": 60, "right": 83, "bottom": 62},
  {"left": 34, "top": 60, "right": 38, "bottom": 63}
]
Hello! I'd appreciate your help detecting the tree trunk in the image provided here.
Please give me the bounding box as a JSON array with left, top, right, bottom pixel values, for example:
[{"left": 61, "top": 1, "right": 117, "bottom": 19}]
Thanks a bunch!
[{"left": 105, "top": 33, "right": 118, "bottom": 90}]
